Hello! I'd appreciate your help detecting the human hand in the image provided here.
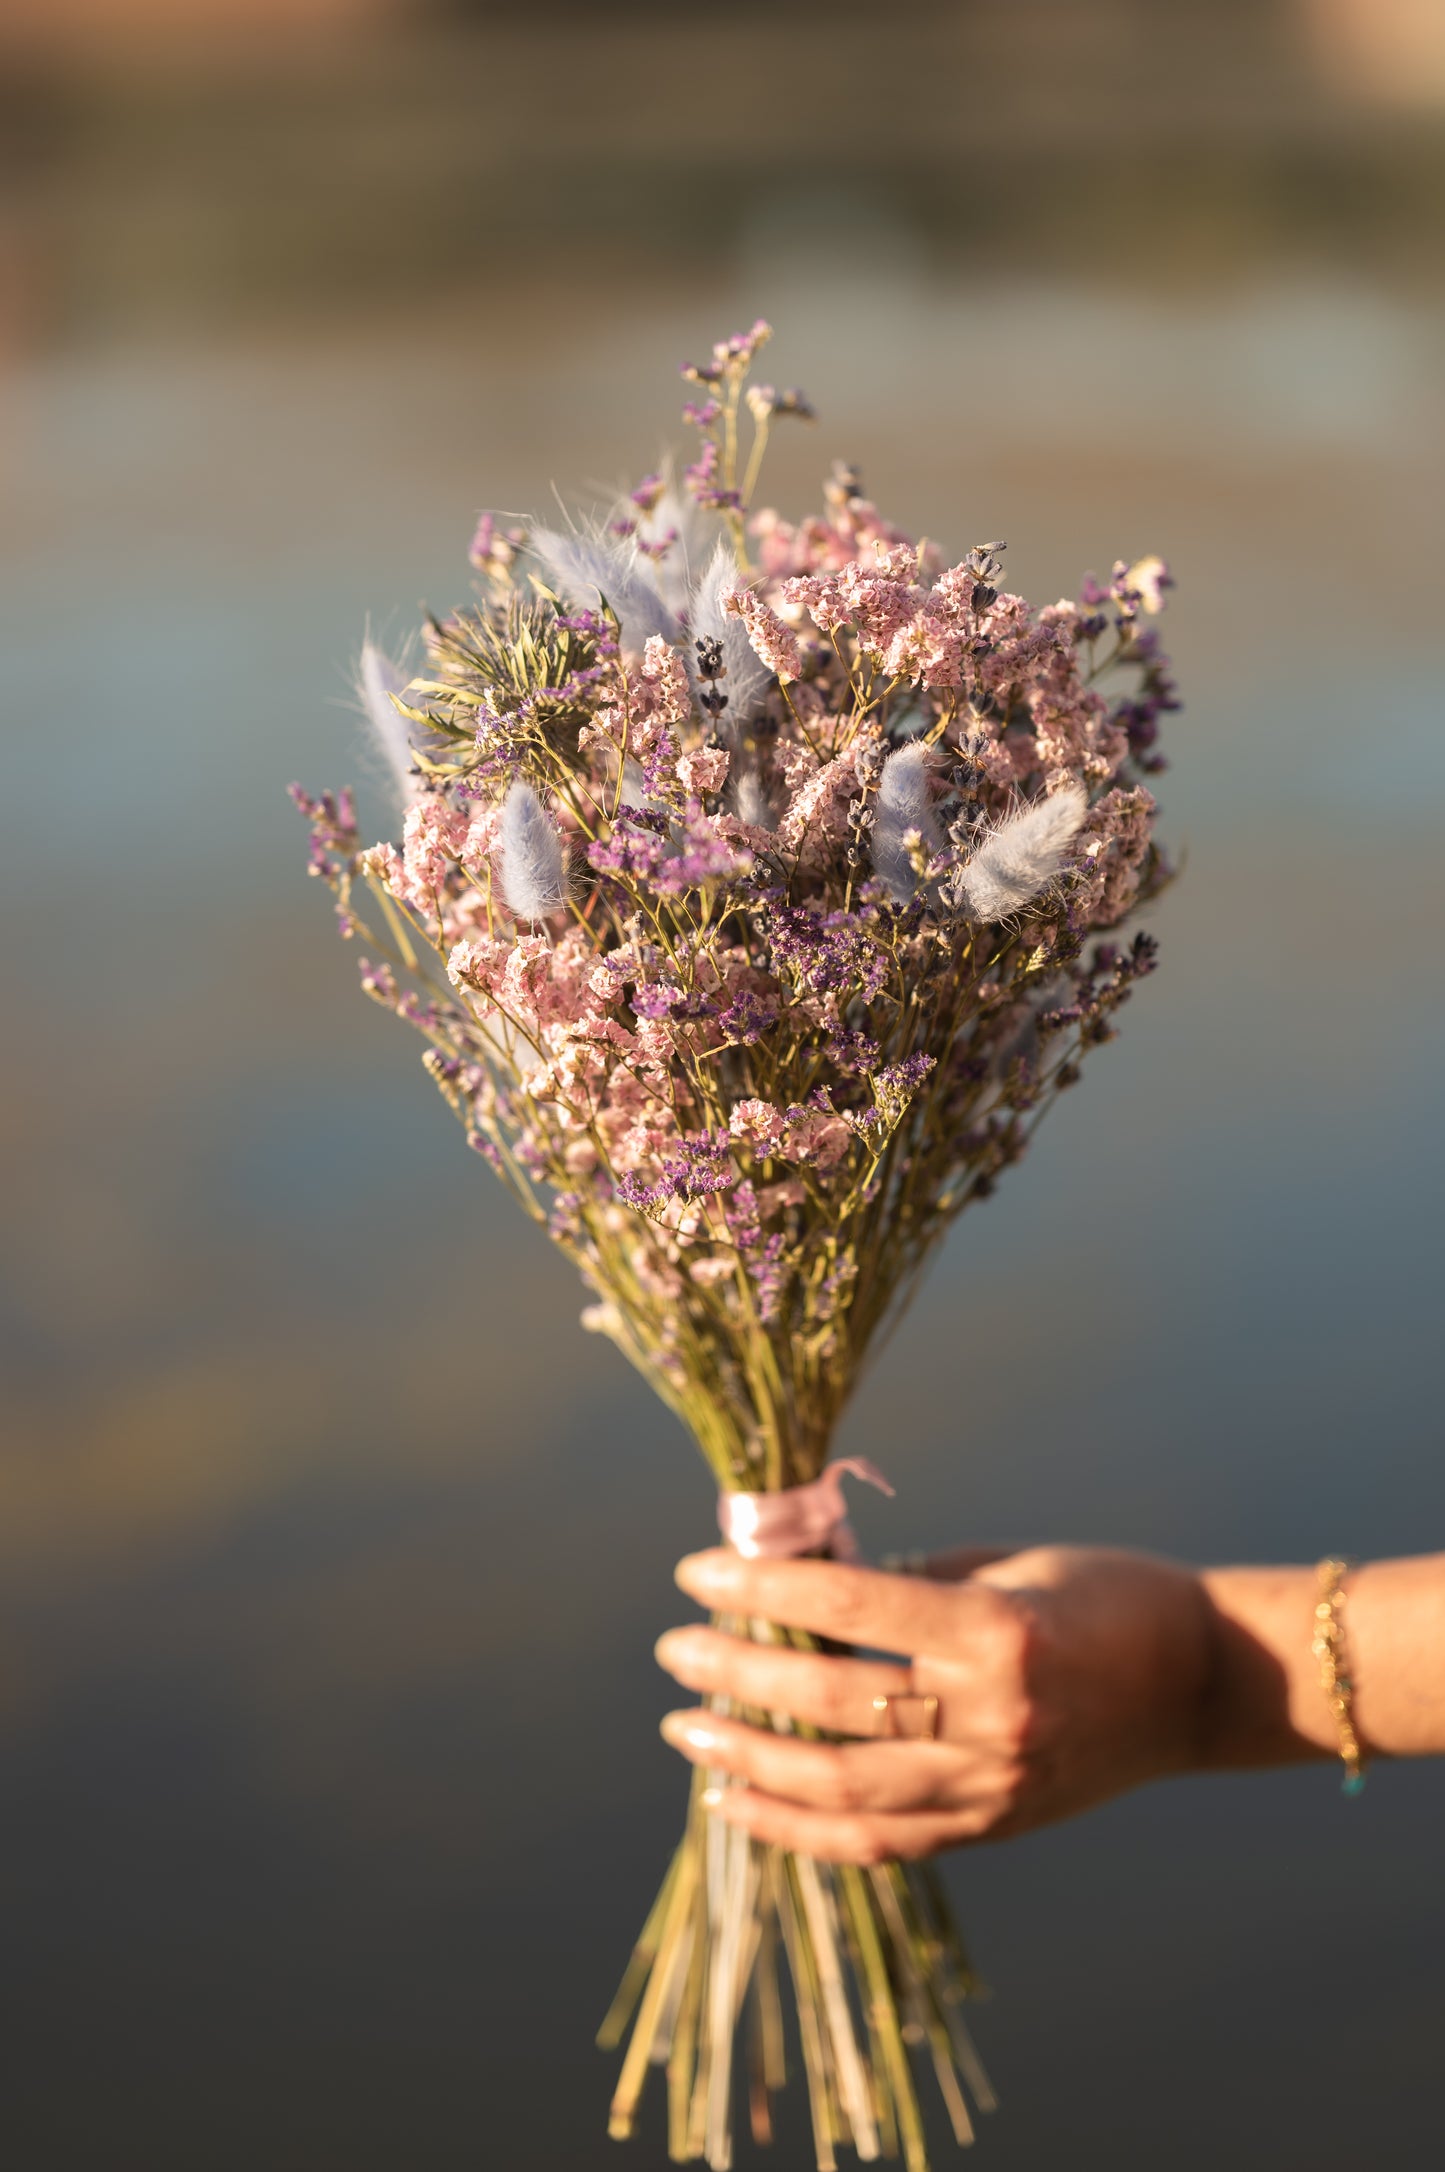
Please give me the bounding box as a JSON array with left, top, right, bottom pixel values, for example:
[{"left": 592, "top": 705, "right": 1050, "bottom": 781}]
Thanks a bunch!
[{"left": 654, "top": 1543, "right": 1218, "bottom": 1863}]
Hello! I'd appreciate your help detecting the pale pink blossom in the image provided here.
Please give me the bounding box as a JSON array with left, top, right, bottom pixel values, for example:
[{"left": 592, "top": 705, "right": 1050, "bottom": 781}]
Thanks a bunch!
[
  {"left": 753, "top": 494, "right": 921, "bottom": 579},
  {"left": 588, "top": 952, "right": 636, "bottom": 1004},
  {"left": 400, "top": 795, "right": 470, "bottom": 911},
  {"left": 462, "top": 800, "right": 502, "bottom": 877},
  {"left": 780, "top": 1108, "right": 853, "bottom": 1169},
  {"left": 676, "top": 745, "right": 731, "bottom": 796},
  {"left": 582, "top": 634, "right": 692, "bottom": 783},
  {"left": 729, "top": 1098, "right": 788, "bottom": 1150},
  {"left": 1127, "top": 555, "right": 1172, "bottom": 613},
  {"left": 781, "top": 572, "right": 849, "bottom": 637},
  {"left": 724, "top": 587, "right": 802, "bottom": 683},
  {"left": 447, "top": 937, "right": 490, "bottom": 991},
  {"left": 778, "top": 749, "right": 862, "bottom": 876},
  {"left": 638, "top": 634, "right": 692, "bottom": 721},
  {"left": 357, "top": 841, "right": 404, "bottom": 895},
  {"left": 1078, "top": 785, "right": 1157, "bottom": 925},
  {"left": 775, "top": 736, "right": 821, "bottom": 797}
]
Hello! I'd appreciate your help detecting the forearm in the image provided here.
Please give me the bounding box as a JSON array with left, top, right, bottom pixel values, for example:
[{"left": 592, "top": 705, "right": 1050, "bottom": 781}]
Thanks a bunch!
[{"left": 1198, "top": 1553, "right": 1445, "bottom": 1769}]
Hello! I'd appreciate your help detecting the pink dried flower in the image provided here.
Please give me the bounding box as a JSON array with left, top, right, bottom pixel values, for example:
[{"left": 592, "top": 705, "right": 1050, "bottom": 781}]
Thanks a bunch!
[
  {"left": 728, "top": 1098, "right": 787, "bottom": 1151},
  {"left": 676, "top": 745, "right": 730, "bottom": 797},
  {"left": 778, "top": 747, "right": 865, "bottom": 879},
  {"left": 724, "top": 587, "right": 802, "bottom": 684},
  {"left": 780, "top": 1107, "right": 852, "bottom": 1170},
  {"left": 1077, "top": 785, "right": 1158, "bottom": 925},
  {"left": 400, "top": 796, "right": 470, "bottom": 911}
]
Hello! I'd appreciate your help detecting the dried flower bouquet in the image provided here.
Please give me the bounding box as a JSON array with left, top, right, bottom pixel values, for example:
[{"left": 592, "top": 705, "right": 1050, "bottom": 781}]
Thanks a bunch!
[{"left": 293, "top": 321, "right": 1177, "bottom": 2168}]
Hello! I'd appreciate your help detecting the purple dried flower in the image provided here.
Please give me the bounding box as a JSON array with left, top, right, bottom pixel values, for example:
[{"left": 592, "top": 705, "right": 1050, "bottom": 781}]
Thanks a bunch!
[
  {"left": 642, "top": 727, "right": 677, "bottom": 800},
  {"left": 549, "top": 1191, "right": 583, "bottom": 1243},
  {"left": 825, "top": 1027, "right": 882, "bottom": 1075},
  {"left": 631, "top": 981, "right": 719, "bottom": 1022},
  {"left": 617, "top": 1129, "right": 734, "bottom": 1211},
  {"left": 766, "top": 905, "right": 890, "bottom": 1002},
  {"left": 725, "top": 1179, "right": 761, "bottom": 1248},
  {"left": 714, "top": 988, "right": 778, "bottom": 1046},
  {"left": 290, "top": 783, "right": 358, "bottom": 878},
  {"left": 588, "top": 809, "right": 673, "bottom": 885},
  {"left": 748, "top": 1231, "right": 788, "bottom": 1324}
]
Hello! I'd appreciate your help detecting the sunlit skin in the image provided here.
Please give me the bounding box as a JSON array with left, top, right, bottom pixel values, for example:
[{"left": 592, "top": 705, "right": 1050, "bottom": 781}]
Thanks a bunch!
[{"left": 656, "top": 1544, "right": 1445, "bottom": 1865}]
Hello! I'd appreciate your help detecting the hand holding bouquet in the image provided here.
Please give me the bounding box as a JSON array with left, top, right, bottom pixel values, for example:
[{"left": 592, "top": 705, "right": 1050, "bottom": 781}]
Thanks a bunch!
[{"left": 293, "top": 321, "right": 1176, "bottom": 2168}]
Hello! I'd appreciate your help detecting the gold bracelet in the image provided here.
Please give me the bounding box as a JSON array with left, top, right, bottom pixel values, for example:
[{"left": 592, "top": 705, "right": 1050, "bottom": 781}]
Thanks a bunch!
[{"left": 1313, "top": 1556, "right": 1366, "bottom": 1795}]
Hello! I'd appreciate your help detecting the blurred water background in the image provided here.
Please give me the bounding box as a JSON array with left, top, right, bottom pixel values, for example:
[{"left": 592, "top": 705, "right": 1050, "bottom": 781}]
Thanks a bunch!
[{"left": 2, "top": 2, "right": 1443, "bottom": 2166}]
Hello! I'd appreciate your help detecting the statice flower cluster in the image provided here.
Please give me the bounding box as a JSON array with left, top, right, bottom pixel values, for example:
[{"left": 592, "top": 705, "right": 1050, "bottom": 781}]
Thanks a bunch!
[{"left": 295, "top": 322, "right": 1174, "bottom": 1489}]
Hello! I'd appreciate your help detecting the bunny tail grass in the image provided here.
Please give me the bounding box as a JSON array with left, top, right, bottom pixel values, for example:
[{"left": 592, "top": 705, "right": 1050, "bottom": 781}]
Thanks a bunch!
[
  {"left": 959, "top": 783, "right": 1087, "bottom": 922},
  {"left": 498, "top": 780, "right": 571, "bottom": 920}
]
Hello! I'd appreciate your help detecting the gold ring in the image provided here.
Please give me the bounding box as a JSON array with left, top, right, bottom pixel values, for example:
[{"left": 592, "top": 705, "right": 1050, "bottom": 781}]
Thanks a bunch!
[
  {"left": 872, "top": 1692, "right": 939, "bottom": 1742},
  {"left": 881, "top": 1550, "right": 930, "bottom": 1577}
]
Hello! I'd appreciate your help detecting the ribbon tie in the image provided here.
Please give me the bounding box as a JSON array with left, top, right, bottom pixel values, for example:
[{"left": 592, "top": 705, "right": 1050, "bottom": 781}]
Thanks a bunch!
[{"left": 717, "top": 1458, "right": 895, "bottom": 1562}]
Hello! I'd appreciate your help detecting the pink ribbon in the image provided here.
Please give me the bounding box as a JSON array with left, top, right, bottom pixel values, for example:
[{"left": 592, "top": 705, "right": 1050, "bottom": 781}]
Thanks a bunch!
[{"left": 717, "top": 1458, "right": 895, "bottom": 1562}]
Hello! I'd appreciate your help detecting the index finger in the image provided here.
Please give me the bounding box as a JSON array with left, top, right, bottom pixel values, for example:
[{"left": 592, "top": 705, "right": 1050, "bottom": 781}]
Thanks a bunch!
[{"left": 674, "top": 1548, "right": 996, "bottom": 1657}]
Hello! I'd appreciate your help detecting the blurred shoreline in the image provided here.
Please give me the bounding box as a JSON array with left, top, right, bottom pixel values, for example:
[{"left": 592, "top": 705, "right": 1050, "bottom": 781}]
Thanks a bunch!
[{"left": 3, "top": 1, "right": 1445, "bottom": 372}]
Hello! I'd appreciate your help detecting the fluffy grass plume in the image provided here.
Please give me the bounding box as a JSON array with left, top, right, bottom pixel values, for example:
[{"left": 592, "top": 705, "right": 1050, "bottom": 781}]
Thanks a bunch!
[
  {"left": 497, "top": 779, "right": 571, "bottom": 920},
  {"left": 960, "top": 782, "right": 1089, "bottom": 921}
]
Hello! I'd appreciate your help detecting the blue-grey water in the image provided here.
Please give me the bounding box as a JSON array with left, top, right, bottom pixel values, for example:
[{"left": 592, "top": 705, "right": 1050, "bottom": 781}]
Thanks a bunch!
[{"left": 2, "top": 8, "right": 1443, "bottom": 2167}]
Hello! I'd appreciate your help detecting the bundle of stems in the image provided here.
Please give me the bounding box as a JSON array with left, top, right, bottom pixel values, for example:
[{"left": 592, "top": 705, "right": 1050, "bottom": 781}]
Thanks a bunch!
[{"left": 601, "top": 1615, "right": 996, "bottom": 2171}]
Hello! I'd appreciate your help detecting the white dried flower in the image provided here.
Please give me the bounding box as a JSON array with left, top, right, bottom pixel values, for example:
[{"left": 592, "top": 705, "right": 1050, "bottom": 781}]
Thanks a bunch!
[
  {"left": 615, "top": 473, "right": 722, "bottom": 618},
  {"left": 729, "top": 761, "right": 778, "bottom": 832},
  {"left": 686, "top": 540, "right": 773, "bottom": 729},
  {"left": 356, "top": 640, "right": 431, "bottom": 807},
  {"left": 870, "top": 742, "right": 942, "bottom": 902},
  {"left": 958, "top": 783, "right": 1087, "bottom": 922},
  {"left": 498, "top": 780, "right": 571, "bottom": 921},
  {"left": 528, "top": 527, "right": 681, "bottom": 653}
]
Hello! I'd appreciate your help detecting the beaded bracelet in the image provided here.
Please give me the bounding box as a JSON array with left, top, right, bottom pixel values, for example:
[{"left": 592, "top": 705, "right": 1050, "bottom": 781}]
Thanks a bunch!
[{"left": 1313, "top": 1556, "right": 1367, "bottom": 1795}]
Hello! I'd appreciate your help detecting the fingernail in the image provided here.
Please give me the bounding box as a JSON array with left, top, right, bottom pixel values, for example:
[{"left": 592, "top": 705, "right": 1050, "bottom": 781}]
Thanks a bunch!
[
  {"left": 700, "top": 1786, "right": 724, "bottom": 1809},
  {"left": 675, "top": 1549, "right": 739, "bottom": 1600},
  {"left": 660, "top": 1712, "right": 721, "bottom": 1753},
  {"left": 653, "top": 1627, "right": 708, "bottom": 1678}
]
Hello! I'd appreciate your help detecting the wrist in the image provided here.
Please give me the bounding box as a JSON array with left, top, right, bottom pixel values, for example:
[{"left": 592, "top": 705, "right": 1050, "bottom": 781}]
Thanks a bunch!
[{"left": 1194, "top": 1563, "right": 1338, "bottom": 1771}]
